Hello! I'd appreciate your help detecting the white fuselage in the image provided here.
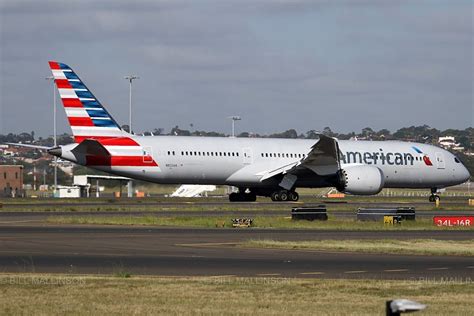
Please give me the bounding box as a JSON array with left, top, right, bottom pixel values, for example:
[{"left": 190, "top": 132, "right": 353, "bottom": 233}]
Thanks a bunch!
[{"left": 60, "top": 135, "right": 470, "bottom": 190}]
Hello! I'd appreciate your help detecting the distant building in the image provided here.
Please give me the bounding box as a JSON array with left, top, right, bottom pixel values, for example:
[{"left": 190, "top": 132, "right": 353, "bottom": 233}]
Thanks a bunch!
[
  {"left": 438, "top": 136, "right": 464, "bottom": 151},
  {"left": 55, "top": 185, "right": 81, "bottom": 198},
  {"left": 0, "top": 165, "right": 24, "bottom": 197}
]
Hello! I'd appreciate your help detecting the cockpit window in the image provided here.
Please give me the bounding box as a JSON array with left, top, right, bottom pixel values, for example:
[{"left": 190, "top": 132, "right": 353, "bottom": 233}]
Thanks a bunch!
[{"left": 454, "top": 157, "right": 461, "bottom": 163}]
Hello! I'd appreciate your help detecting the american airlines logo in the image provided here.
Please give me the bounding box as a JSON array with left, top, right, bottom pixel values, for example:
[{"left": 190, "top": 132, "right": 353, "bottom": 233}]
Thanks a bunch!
[
  {"left": 340, "top": 147, "right": 432, "bottom": 166},
  {"left": 412, "top": 146, "right": 433, "bottom": 166}
]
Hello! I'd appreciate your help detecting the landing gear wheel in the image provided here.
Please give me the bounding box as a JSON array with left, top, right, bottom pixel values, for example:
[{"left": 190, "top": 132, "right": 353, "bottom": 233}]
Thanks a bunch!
[
  {"left": 247, "top": 193, "right": 257, "bottom": 202},
  {"left": 289, "top": 191, "right": 299, "bottom": 202},
  {"left": 429, "top": 194, "right": 440, "bottom": 203},
  {"left": 271, "top": 191, "right": 280, "bottom": 202},
  {"left": 229, "top": 192, "right": 239, "bottom": 202},
  {"left": 229, "top": 192, "right": 257, "bottom": 202},
  {"left": 279, "top": 190, "right": 289, "bottom": 202}
]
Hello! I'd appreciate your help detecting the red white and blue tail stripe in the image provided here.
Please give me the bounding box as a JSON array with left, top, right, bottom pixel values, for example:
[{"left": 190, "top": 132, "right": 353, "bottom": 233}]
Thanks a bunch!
[
  {"left": 49, "top": 61, "right": 124, "bottom": 143},
  {"left": 49, "top": 61, "right": 158, "bottom": 167}
]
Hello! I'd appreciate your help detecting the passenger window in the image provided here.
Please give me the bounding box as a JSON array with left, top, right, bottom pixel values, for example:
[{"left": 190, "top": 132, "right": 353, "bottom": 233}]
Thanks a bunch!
[{"left": 454, "top": 157, "right": 460, "bottom": 163}]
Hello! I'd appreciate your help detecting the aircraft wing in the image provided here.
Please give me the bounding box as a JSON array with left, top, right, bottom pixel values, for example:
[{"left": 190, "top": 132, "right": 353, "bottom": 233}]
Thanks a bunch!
[
  {"left": 259, "top": 134, "right": 341, "bottom": 184},
  {"left": 71, "top": 139, "right": 110, "bottom": 157},
  {"left": 301, "top": 134, "right": 341, "bottom": 176}
]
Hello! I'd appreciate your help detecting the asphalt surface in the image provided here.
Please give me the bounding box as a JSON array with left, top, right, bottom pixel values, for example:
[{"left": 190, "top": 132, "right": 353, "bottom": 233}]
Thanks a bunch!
[
  {"left": 1, "top": 199, "right": 469, "bottom": 208},
  {"left": 0, "top": 225, "right": 472, "bottom": 279},
  {"left": 1, "top": 209, "right": 474, "bottom": 224}
]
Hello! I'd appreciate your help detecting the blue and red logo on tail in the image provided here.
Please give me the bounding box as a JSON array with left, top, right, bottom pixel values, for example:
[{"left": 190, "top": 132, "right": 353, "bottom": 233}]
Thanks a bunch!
[{"left": 49, "top": 61, "right": 158, "bottom": 168}]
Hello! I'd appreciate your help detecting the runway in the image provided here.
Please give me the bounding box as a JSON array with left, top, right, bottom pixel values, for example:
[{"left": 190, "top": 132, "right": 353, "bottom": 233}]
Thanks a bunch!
[
  {"left": 1, "top": 199, "right": 470, "bottom": 209},
  {"left": 1, "top": 209, "right": 473, "bottom": 224},
  {"left": 0, "top": 224, "right": 472, "bottom": 279}
]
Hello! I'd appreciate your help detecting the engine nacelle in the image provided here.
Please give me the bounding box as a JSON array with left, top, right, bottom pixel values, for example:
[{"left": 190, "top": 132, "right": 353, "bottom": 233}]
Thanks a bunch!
[{"left": 336, "top": 165, "right": 385, "bottom": 195}]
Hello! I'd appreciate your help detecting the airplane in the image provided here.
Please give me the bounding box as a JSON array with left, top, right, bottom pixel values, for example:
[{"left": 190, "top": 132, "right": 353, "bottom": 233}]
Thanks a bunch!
[{"left": 8, "top": 61, "right": 471, "bottom": 202}]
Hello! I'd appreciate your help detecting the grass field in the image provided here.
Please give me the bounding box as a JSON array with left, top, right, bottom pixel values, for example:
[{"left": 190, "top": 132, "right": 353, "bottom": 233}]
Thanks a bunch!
[
  {"left": 242, "top": 239, "right": 474, "bottom": 256},
  {"left": 1, "top": 192, "right": 473, "bottom": 214},
  {"left": 0, "top": 274, "right": 472, "bottom": 315},
  {"left": 46, "top": 215, "right": 474, "bottom": 231}
]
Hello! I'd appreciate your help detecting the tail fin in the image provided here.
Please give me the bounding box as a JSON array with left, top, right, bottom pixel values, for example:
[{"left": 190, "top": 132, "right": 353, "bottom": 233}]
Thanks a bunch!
[{"left": 48, "top": 61, "right": 125, "bottom": 143}]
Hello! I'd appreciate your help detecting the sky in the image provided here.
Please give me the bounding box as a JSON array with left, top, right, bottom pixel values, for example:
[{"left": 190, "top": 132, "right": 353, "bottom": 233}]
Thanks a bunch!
[{"left": 0, "top": 0, "right": 472, "bottom": 137}]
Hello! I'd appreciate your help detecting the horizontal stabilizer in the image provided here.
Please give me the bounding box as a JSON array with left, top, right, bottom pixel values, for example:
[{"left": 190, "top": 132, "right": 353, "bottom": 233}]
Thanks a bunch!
[
  {"left": 5, "top": 143, "right": 51, "bottom": 150},
  {"left": 71, "top": 139, "right": 110, "bottom": 157}
]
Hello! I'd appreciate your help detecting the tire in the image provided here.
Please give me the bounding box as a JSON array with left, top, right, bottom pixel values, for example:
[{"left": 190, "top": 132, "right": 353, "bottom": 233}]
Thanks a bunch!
[
  {"left": 289, "top": 191, "right": 299, "bottom": 202},
  {"left": 279, "top": 190, "right": 289, "bottom": 202},
  {"left": 271, "top": 191, "right": 280, "bottom": 202},
  {"left": 428, "top": 195, "right": 435, "bottom": 202},
  {"left": 246, "top": 193, "right": 257, "bottom": 202},
  {"left": 229, "top": 192, "right": 238, "bottom": 202}
]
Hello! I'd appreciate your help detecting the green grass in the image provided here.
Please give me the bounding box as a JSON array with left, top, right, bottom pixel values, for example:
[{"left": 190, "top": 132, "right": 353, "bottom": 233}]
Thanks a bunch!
[
  {"left": 2, "top": 194, "right": 473, "bottom": 213},
  {"left": 0, "top": 274, "right": 472, "bottom": 315},
  {"left": 46, "top": 215, "right": 474, "bottom": 231},
  {"left": 242, "top": 239, "right": 474, "bottom": 256}
]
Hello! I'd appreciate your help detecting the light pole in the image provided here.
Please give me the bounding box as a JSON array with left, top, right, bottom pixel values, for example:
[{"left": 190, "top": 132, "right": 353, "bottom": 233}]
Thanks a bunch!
[
  {"left": 124, "top": 75, "right": 139, "bottom": 198},
  {"left": 124, "top": 75, "right": 139, "bottom": 133},
  {"left": 45, "top": 76, "right": 58, "bottom": 195},
  {"left": 227, "top": 116, "right": 241, "bottom": 137}
]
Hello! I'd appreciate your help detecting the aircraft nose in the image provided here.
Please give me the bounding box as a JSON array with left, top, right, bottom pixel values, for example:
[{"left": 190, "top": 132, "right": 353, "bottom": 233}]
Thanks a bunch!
[{"left": 459, "top": 164, "right": 471, "bottom": 183}]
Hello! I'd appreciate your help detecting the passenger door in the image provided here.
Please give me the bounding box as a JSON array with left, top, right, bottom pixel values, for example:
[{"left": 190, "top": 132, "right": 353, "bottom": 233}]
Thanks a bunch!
[
  {"left": 435, "top": 152, "right": 445, "bottom": 169},
  {"left": 143, "top": 146, "right": 153, "bottom": 163},
  {"left": 242, "top": 147, "right": 253, "bottom": 165}
]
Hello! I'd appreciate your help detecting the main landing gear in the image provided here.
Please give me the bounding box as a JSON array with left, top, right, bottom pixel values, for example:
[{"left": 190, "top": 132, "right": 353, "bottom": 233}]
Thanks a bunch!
[
  {"left": 428, "top": 188, "right": 440, "bottom": 203},
  {"left": 229, "top": 191, "right": 257, "bottom": 202},
  {"left": 270, "top": 190, "right": 299, "bottom": 202}
]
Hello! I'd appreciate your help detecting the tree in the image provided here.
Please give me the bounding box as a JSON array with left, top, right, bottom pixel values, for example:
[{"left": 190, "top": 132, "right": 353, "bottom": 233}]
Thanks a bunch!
[
  {"left": 170, "top": 126, "right": 191, "bottom": 136},
  {"left": 269, "top": 129, "right": 298, "bottom": 139},
  {"left": 153, "top": 128, "right": 164, "bottom": 135},
  {"left": 322, "top": 127, "right": 334, "bottom": 137},
  {"left": 361, "top": 127, "right": 374, "bottom": 138}
]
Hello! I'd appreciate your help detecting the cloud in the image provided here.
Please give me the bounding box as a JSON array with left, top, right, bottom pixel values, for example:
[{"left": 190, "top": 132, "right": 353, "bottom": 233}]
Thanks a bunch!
[{"left": 0, "top": 0, "right": 472, "bottom": 136}]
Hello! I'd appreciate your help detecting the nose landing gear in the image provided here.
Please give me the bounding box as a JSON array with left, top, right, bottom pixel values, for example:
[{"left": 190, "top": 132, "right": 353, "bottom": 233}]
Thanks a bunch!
[{"left": 429, "top": 188, "right": 440, "bottom": 203}]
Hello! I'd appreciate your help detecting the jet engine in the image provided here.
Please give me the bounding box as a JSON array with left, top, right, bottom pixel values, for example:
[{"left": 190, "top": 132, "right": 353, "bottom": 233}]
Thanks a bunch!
[{"left": 336, "top": 165, "right": 385, "bottom": 195}]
